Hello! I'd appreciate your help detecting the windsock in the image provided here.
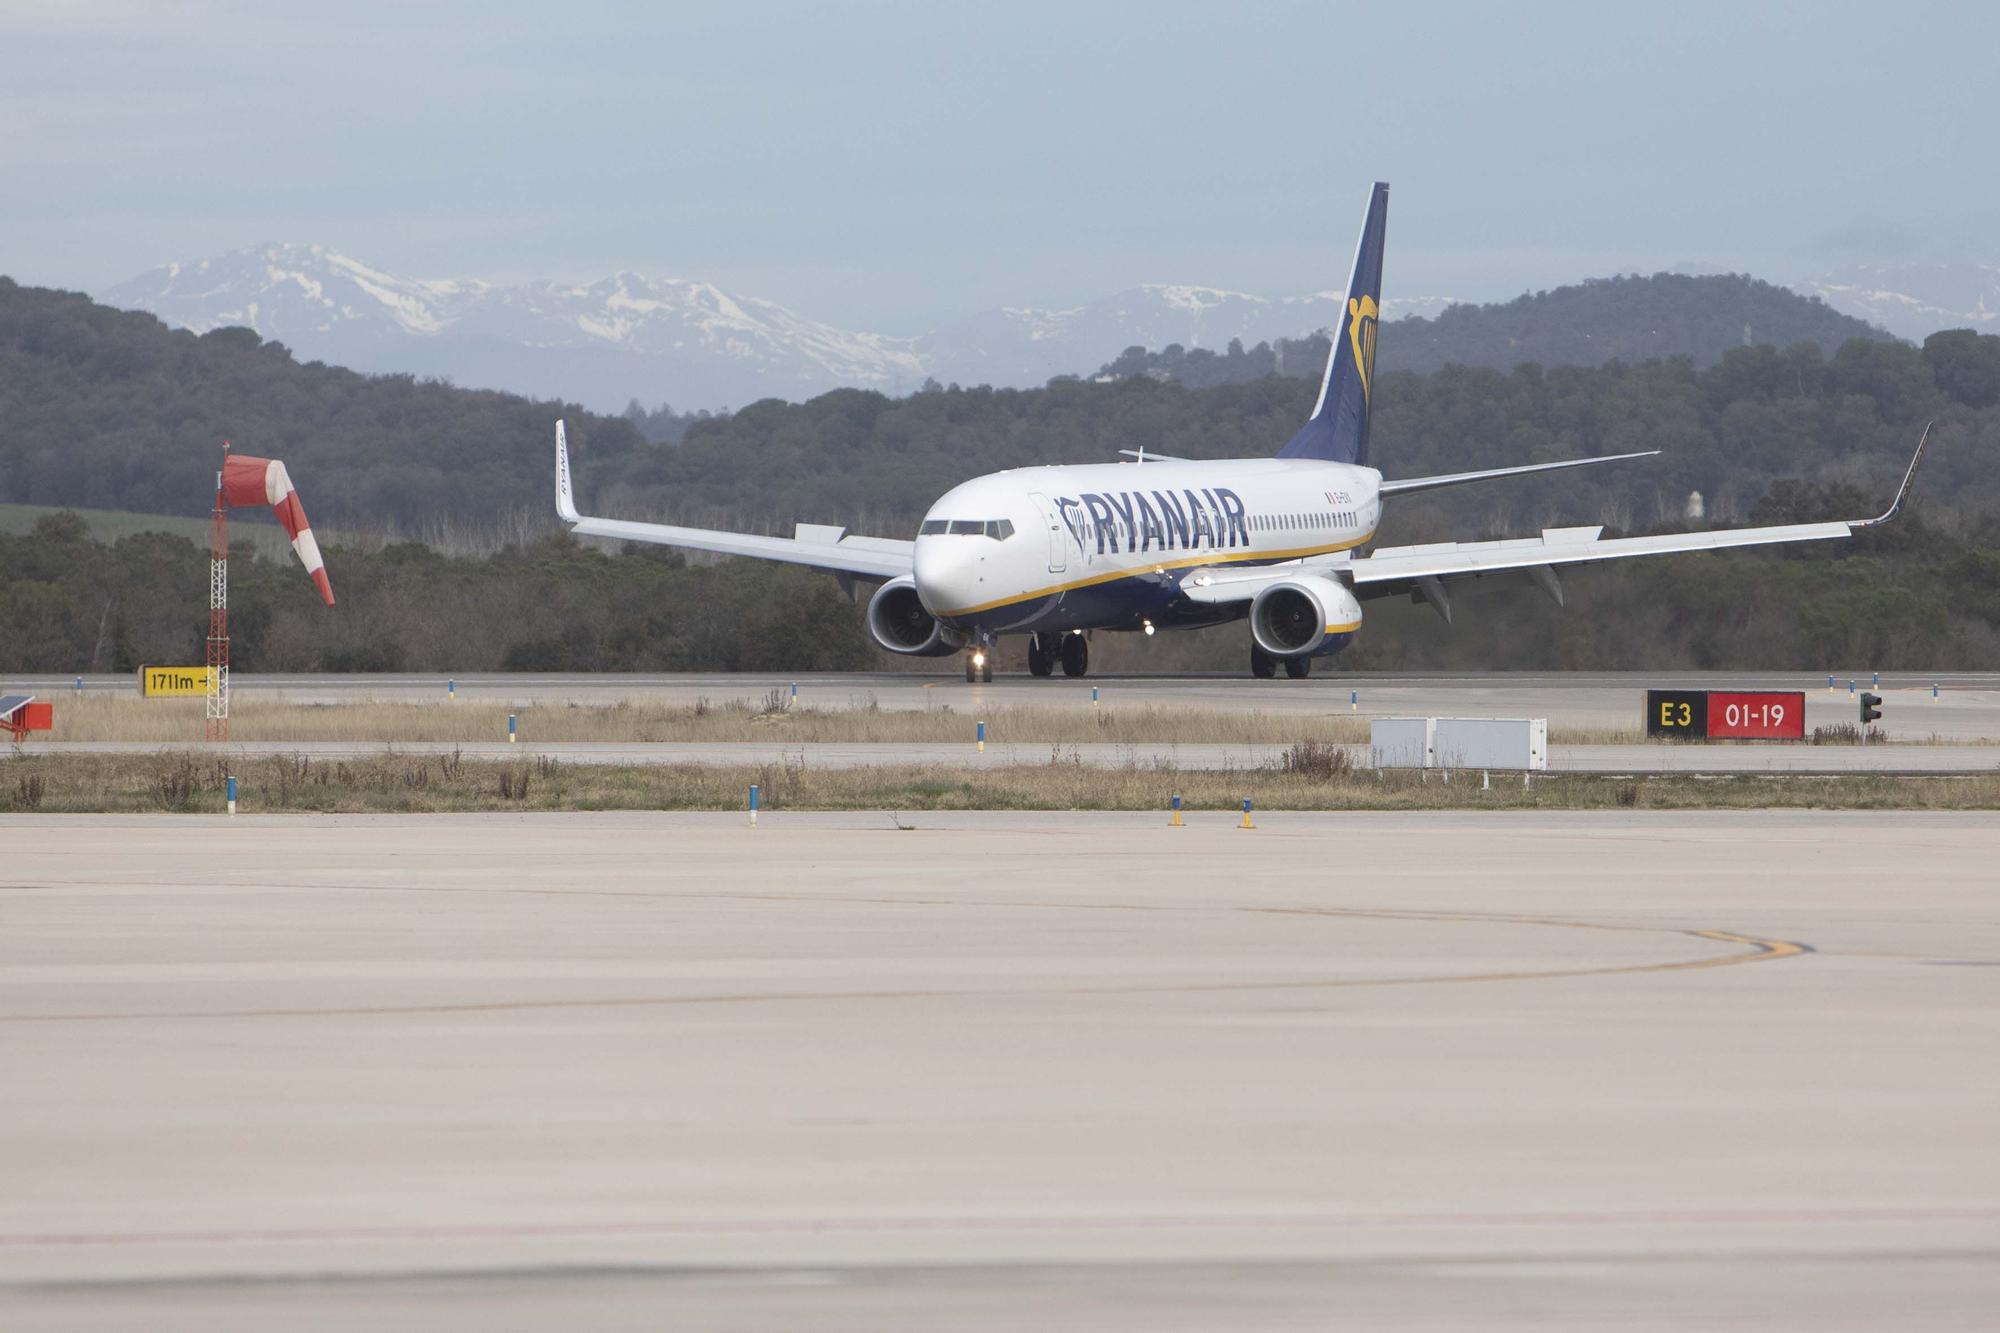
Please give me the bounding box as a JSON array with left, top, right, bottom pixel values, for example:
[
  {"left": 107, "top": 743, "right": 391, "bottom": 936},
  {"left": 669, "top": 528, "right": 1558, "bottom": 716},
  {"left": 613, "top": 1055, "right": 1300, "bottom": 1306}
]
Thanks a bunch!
[{"left": 222, "top": 454, "right": 335, "bottom": 605}]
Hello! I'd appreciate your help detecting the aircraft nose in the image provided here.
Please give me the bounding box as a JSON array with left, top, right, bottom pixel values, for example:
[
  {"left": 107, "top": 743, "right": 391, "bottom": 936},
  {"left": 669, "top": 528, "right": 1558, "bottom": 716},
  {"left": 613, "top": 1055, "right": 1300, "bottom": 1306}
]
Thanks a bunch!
[{"left": 913, "top": 537, "right": 981, "bottom": 616}]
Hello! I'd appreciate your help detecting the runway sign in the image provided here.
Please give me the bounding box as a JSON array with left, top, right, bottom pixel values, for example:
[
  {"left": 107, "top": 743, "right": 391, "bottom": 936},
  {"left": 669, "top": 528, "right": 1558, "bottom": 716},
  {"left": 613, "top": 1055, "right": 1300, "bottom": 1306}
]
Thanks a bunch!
[
  {"left": 139, "top": 666, "right": 214, "bottom": 697},
  {"left": 1707, "top": 691, "right": 1806, "bottom": 739},
  {"left": 1646, "top": 689, "right": 1804, "bottom": 740}
]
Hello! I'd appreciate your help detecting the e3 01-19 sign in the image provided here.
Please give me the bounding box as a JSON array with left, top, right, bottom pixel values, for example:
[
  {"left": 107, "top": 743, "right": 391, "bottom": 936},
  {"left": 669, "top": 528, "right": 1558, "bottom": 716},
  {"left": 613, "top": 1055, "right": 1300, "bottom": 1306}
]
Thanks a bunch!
[{"left": 1646, "top": 690, "right": 1805, "bottom": 740}]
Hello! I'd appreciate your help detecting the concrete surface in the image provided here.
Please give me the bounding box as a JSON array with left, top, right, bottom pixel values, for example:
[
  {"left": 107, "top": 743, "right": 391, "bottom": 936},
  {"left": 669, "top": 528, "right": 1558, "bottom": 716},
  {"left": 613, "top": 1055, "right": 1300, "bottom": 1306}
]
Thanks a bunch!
[
  {"left": 16, "top": 670, "right": 2000, "bottom": 741},
  {"left": 25, "top": 737, "right": 2000, "bottom": 773},
  {"left": 1, "top": 811, "right": 1996, "bottom": 1329}
]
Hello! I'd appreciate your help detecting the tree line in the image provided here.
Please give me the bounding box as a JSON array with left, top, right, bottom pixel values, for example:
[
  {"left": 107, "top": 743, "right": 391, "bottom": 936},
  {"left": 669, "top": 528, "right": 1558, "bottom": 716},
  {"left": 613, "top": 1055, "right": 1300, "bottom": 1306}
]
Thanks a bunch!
[{"left": 4, "top": 272, "right": 2000, "bottom": 675}]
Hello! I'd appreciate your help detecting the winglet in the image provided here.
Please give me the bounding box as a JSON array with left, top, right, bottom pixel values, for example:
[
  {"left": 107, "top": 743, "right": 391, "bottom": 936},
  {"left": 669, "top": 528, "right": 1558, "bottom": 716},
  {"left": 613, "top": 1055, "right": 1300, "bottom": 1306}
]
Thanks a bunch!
[
  {"left": 1855, "top": 421, "right": 1932, "bottom": 527},
  {"left": 555, "top": 419, "right": 581, "bottom": 523}
]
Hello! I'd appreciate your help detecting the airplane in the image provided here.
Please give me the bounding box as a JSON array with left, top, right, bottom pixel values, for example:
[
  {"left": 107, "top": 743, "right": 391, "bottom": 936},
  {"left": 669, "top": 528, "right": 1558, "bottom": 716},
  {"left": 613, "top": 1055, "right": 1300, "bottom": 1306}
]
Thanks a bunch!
[{"left": 555, "top": 181, "right": 1930, "bottom": 682}]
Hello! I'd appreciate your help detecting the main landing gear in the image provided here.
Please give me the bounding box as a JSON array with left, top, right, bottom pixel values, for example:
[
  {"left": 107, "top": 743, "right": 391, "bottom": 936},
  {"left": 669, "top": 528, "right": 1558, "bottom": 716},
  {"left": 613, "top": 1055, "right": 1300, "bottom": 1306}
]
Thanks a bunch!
[
  {"left": 1027, "top": 634, "right": 1053, "bottom": 678},
  {"left": 1026, "top": 632, "right": 1088, "bottom": 679},
  {"left": 1249, "top": 643, "right": 1311, "bottom": 679}
]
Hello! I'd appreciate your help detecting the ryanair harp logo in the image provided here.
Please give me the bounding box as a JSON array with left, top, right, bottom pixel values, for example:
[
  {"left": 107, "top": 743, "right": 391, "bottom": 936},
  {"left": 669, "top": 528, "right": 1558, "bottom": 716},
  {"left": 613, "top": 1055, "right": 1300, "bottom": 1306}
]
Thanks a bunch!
[{"left": 1347, "top": 294, "right": 1378, "bottom": 402}]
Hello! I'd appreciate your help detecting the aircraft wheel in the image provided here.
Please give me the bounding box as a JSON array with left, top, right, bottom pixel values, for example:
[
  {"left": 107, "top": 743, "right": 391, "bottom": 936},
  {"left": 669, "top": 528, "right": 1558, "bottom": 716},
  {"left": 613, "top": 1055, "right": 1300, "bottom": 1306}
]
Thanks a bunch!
[
  {"left": 981, "top": 654, "right": 994, "bottom": 683},
  {"left": 1060, "top": 633, "right": 1089, "bottom": 678},
  {"left": 1284, "top": 656, "right": 1312, "bottom": 679},
  {"left": 1250, "top": 643, "right": 1277, "bottom": 679},
  {"left": 1027, "top": 634, "right": 1054, "bottom": 677},
  {"left": 964, "top": 653, "right": 977, "bottom": 683}
]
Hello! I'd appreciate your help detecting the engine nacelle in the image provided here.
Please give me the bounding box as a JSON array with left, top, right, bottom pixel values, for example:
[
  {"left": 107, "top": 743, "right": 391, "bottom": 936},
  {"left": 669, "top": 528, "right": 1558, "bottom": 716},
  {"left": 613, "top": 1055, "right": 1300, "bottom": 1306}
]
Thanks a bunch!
[
  {"left": 867, "top": 577, "right": 968, "bottom": 656},
  {"left": 1249, "top": 575, "right": 1364, "bottom": 658}
]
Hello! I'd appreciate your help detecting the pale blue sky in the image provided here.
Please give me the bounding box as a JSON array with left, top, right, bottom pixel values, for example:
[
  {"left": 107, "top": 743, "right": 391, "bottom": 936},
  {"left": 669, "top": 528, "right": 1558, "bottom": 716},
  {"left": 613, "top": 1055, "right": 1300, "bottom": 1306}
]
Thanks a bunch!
[{"left": 5, "top": 0, "right": 1994, "bottom": 331}]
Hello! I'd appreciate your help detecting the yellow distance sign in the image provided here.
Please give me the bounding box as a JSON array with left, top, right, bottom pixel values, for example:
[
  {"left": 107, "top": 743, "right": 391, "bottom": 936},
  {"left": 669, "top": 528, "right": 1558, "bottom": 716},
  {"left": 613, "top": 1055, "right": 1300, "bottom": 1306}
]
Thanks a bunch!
[{"left": 139, "top": 666, "right": 215, "bottom": 697}]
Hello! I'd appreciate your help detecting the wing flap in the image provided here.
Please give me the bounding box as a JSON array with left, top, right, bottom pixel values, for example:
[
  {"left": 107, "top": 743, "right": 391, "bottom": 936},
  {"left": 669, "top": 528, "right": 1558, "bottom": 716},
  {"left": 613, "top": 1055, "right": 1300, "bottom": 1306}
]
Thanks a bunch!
[{"left": 1349, "top": 519, "right": 1856, "bottom": 589}]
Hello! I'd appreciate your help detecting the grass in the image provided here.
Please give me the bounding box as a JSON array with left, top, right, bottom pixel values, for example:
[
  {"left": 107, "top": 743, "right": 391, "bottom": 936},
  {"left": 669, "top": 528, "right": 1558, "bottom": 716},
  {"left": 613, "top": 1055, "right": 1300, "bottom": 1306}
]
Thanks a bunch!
[
  {"left": 43, "top": 693, "right": 1664, "bottom": 746},
  {"left": 5, "top": 750, "right": 1999, "bottom": 814},
  {"left": 0, "top": 502, "right": 295, "bottom": 559}
]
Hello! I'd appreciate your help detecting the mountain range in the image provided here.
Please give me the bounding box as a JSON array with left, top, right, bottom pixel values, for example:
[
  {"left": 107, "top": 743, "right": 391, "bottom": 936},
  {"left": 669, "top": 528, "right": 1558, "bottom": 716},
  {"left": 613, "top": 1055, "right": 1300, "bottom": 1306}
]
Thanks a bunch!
[
  {"left": 96, "top": 246, "right": 1459, "bottom": 412},
  {"left": 96, "top": 244, "right": 1994, "bottom": 412}
]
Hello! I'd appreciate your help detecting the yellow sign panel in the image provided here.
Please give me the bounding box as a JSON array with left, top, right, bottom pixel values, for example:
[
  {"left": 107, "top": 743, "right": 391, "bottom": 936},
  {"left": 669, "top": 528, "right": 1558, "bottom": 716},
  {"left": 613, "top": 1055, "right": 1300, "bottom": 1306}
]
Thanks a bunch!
[{"left": 139, "top": 666, "right": 215, "bottom": 697}]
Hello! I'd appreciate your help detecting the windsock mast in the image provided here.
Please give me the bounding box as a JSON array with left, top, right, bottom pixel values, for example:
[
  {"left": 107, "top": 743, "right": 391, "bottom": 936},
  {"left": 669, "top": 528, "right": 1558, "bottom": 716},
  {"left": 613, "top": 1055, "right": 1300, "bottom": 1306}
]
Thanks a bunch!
[{"left": 204, "top": 442, "right": 334, "bottom": 741}]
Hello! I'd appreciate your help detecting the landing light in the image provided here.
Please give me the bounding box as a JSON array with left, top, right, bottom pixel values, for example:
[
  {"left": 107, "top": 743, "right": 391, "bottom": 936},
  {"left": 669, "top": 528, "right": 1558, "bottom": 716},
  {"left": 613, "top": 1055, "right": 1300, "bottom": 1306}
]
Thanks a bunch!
[
  {"left": 973, "top": 651, "right": 987, "bottom": 667},
  {"left": 1143, "top": 620, "right": 1155, "bottom": 637}
]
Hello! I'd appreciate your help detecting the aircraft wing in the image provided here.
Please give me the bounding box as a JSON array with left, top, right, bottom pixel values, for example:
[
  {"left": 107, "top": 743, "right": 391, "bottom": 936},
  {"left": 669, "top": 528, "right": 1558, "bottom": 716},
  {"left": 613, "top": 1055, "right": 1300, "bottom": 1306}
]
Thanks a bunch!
[
  {"left": 555, "top": 421, "right": 913, "bottom": 580},
  {"left": 1183, "top": 424, "right": 1929, "bottom": 616}
]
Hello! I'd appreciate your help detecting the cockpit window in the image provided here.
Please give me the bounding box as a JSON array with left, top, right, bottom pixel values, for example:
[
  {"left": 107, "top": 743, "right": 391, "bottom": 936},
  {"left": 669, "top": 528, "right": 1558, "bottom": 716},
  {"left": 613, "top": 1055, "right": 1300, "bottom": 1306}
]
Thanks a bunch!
[{"left": 925, "top": 519, "right": 1016, "bottom": 540}]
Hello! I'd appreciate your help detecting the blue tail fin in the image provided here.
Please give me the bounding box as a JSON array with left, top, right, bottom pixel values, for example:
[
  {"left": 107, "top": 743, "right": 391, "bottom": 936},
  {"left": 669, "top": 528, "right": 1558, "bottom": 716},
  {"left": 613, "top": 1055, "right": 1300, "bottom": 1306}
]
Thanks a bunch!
[{"left": 1278, "top": 181, "right": 1388, "bottom": 466}]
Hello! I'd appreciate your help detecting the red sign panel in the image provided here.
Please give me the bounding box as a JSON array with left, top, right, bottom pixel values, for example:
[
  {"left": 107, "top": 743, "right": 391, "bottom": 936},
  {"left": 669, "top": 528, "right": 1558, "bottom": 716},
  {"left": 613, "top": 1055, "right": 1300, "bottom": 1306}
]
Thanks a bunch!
[{"left": 1705, "top": 691, "right": 1805, "bottom": 740}]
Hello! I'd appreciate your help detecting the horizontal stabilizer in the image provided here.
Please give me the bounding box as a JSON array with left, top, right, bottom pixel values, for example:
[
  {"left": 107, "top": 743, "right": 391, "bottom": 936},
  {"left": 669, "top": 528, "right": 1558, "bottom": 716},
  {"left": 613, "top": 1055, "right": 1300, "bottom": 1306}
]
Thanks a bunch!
[{"left": 1380, "top": 450, "right": 1659, "bottom": 497}]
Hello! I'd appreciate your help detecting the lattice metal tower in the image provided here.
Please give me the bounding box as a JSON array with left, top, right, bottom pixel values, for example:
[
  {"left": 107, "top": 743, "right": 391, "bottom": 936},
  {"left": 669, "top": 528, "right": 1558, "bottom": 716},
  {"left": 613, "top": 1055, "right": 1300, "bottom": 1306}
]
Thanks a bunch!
[{"left": 205, "top": 442, "right": 231, "bottom": 741}]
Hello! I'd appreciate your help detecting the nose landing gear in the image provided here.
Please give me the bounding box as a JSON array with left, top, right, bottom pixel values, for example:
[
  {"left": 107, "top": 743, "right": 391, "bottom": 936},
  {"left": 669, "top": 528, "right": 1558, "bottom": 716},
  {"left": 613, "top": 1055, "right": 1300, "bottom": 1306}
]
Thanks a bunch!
[{"left": 964, "top": 646, "right": 993, "bottom": 683}]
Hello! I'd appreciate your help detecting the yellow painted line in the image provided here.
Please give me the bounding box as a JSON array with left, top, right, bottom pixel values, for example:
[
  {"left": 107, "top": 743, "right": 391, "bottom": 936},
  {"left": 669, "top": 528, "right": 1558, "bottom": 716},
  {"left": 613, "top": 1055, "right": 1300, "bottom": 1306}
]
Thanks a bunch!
[
  {"left": 938, "top": 529, "right": 1377, "bottom": 618},
  {"left": 5, "top": 905, "right": 1812, "bottom": 1022}
]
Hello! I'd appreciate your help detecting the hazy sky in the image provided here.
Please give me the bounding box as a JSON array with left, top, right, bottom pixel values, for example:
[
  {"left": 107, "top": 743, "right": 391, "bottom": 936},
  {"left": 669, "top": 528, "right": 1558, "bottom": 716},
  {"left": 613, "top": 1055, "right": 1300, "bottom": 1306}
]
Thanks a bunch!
[{"left": 6, "top": 0, "right": 1995, "bottom": 332}]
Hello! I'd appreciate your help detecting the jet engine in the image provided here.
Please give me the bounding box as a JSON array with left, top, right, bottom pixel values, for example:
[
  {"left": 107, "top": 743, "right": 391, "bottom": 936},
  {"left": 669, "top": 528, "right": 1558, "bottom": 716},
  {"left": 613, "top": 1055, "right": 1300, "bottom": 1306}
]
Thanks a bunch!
[
  {"left": 867, "top": 577, "right": 968, "bottom": 656},
  {"left": 1249, "top": 575, "right": 1364, "bottom": 657}
]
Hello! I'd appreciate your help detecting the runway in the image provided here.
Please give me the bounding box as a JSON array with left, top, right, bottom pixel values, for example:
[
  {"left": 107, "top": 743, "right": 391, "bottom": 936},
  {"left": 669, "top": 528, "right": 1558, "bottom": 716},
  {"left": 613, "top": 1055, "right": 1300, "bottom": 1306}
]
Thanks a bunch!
[
  {"left": 17, "top": 670, "right": 2000, "bottom": 741},
  {"left": 27, "top": 737, "right": 2000, "bottom": 773},
  {"left": 2, "top": 811, "right": 1995, "bottom": 1329}
]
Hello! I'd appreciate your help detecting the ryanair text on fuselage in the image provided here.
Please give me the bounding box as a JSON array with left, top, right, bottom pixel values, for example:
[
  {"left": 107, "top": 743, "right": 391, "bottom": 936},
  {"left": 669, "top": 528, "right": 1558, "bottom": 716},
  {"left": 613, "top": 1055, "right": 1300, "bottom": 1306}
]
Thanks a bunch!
[{"left": 1058, "top": 486, "right": 1249, "bottom": 556}]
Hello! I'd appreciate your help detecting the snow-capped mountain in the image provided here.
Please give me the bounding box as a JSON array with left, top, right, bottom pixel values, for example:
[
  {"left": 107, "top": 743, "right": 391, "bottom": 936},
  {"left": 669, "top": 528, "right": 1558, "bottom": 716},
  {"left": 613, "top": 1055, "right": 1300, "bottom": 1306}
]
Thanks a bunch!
[
  {"left": 1796, "top": 263, "right": 2000, "bottom": 342},
  {"left": 919, "top": 287, "right": 1455, "bottom": 388},
  {"left": 102, "top": 244, "right": 489, "bottom": 343},
  {"left": 101, "top": 245, "right": 1428, "bottom": 411}
]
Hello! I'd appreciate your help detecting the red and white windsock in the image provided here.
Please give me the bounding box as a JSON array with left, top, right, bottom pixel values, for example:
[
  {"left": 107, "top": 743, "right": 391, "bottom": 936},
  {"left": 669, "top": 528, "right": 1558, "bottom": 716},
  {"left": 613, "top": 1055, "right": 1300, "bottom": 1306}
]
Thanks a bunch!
[{"left": 222, "top": 454, "right": 335, "bottom": 605}]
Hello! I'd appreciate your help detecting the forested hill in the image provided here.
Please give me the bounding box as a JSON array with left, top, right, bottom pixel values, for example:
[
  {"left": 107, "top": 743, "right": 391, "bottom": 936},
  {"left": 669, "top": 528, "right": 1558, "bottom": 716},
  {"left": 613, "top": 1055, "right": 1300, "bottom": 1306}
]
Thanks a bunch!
[
  {"left": 1097, "top": 273, "right": 1891, "bottom": 389},
  {"left": 4, "top": 274, "right": 1997, "bottom": 546},
  {"left": 0, "top": 278, "right": 648, "bottom": 532}
]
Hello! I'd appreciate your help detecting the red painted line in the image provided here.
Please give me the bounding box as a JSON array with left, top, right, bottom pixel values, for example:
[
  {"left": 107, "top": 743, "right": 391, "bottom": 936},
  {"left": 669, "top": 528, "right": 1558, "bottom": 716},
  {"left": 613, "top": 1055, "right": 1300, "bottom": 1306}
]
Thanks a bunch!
[{"left": 3, "top": 1206, "right": 1995, "bottom": 1248}]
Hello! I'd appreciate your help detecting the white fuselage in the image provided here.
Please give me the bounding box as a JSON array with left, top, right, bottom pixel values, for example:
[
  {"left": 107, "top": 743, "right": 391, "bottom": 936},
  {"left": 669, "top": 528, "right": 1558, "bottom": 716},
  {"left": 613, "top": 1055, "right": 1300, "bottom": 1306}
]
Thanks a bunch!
[{"left": 912, "top": 457, "right": 1383, "bottom": 636}]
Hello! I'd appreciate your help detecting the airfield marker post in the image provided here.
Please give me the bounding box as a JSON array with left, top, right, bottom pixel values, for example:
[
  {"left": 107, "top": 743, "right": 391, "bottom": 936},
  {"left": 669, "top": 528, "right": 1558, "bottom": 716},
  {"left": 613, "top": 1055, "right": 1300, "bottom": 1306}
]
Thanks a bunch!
[
  {"left": 74, "top": 676, "right": 82, "bottom": 694},
  {"left": 976, "top": 720, "right": 985, "bottom": 753},
  {"left": 508, "top": 713, "right": 517, "bottom": 743},
  {"left": 1873, "top": 671, "right": 1881, "bottom": 688},
  {"left": 749, "top": 784, "right": 759, "bottom": 826},
  {"left": 1239, "top": 797, "right": 1254, "bottom": 830},
  {"left": 1828, "top": 675, "right": 1836, "bottom": 693},
  {"left": 1170, "top": 794, "right": 1183, "bottom": 827},
  {"left": 1848, "top": 679, "right": 1856, "bottom": 698},
  {"left": 1351, "top": 689, "right": 1358, "bottom": 712},
  {"left": 448, "top": 679, "right": 455, "bottom": 700},
  {"left": 1934, "top": 682, "right": 1940, "bottom": 701},
  {"left": 1091, "top": 686, "right": 1099, "bottom": 707},
  {"left": 790, "top": 681, "right": 797, "bottom": 707},
  {"left": 226, "top": 775, "right": 237, "bottom": 816}
]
